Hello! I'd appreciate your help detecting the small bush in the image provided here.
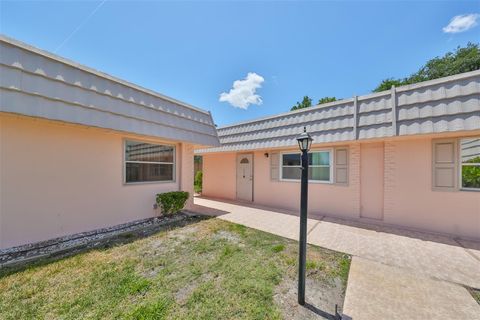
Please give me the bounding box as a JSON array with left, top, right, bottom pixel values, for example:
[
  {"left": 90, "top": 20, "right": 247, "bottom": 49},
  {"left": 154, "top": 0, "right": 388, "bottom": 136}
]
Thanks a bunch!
[
  {"left": 194, "top": 171, "right": 203, "bottom": 193},
  {"left": 156, "top": 191, "right": 189, "bottom": 216}
]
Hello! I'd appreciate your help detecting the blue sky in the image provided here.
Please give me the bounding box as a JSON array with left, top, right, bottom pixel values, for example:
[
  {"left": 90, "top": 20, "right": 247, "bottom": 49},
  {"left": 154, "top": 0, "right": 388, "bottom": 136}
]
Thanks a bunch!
[{"left": 1, "top": 1, "right": 479, "bottom": 127}]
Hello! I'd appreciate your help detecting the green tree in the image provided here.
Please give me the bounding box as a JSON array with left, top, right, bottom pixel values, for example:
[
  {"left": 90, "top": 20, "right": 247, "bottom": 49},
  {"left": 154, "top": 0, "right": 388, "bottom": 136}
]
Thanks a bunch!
[
  {"left": 462, "top": 156, "right": 480, "bottom": 189},
  {"left": 317, "top": 96, "right": 337, "bottom": 104},
  {"left": 373, "top": 78, "right": 405, "bottom": 92},
  {"left": 291, "top": 96, "right": 338, "bottom": 111},
  {"left": 194, "top": 171, "right": 203, "bottom": 193},
  {"left": 373, "top": 42, "right": 480, "bottom": 92},
  {"left": 291, "top": 96, "right": 312, "bottom": 111}
]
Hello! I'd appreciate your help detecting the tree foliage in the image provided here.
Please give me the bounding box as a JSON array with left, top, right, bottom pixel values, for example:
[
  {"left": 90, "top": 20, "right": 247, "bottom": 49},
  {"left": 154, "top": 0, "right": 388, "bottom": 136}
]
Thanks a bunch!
[
  {"left": 373, "top": 79, "right": 405, "bottom": 92},
  {"left": 462, "top": 156, "right": 480, "bottom": 189},
  {"left": 291, "top": 96, "right": 312, "bottom": 111},
  {"left": 290, "top": 96, "right": 337, "bottom": 111},
  {"left": 373, "top": 42, "right": 480, "bottom": 92},
  {"left": 289, "top": 43, "right": 479, "bottom": 111},
  {"left": 317, "top": 96, "right": 337, "bottom": 104},
  {"left": 462, "top": 165, "right": 480, "bottom": 189},
  {"left": 194, "top": 171, "right": 203, "bottom": 193}
]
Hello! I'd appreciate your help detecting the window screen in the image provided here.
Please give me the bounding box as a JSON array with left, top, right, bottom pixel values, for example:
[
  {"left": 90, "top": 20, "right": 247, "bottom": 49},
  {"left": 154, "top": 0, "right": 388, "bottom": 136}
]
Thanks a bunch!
[{"left": 125, "top": 141, "right": 174, "bottom": 183}]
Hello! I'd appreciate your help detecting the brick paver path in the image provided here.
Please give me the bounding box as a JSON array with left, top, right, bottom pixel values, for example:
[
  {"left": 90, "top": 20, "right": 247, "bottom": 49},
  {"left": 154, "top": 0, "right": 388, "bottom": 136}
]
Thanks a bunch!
[{"left": 192, "top": 197, "right": 480, "bottom": 319}]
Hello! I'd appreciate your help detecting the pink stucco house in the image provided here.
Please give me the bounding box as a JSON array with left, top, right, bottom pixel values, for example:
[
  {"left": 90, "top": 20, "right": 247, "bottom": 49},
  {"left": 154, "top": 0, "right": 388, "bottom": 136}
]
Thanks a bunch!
[
  {"left": 197, "top": 70, "right": 480, "bottom": 240},
  {"left": 0, "top": 36, "right": 219, "bottom": 250},
  {"left": 1, "top": 34, "right": 479, "bottom": 251}
]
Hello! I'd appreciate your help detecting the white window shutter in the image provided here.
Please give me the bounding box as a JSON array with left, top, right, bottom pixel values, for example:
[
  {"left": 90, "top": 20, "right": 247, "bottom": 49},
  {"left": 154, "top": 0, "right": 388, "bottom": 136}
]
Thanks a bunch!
[
  {"left": 270, "top": 153, "right": 279, "bottom": 181},
  {"left": 335, "top": 147, "right": 349, "bottom": 185},
  {"left": 432, "top": 140, "right": 457, "bottom": 190}
]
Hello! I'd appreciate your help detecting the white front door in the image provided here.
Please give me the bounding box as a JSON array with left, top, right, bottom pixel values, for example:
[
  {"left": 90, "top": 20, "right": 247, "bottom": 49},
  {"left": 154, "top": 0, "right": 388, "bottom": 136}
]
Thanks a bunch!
[{"left": 236, "top": 154, "right": 253, "bottom": 202}]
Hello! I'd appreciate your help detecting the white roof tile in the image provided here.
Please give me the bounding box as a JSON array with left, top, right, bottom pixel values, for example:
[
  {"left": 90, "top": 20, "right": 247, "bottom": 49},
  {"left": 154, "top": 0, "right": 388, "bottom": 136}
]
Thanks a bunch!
[
  {"left": 198, "top": 70, "right": 480, "bottom": 153},
  {"left": 0, "top": 35, "right": 220, "bottom": 146}
]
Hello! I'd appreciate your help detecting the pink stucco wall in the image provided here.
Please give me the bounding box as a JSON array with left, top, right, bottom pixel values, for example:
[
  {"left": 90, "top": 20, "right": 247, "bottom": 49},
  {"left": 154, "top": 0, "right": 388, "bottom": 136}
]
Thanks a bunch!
[
  {"left": 0, "top": 114, "right": 194, "bottom": 249},
  {"left": 252, "top": 148, "right": 361, "bottom": 218},
  {"left": 201, "top": 133, "right": 480, "bottom": 239},
  {"left": 203, "top": 146, "right": 361, "bottom": 218},
  {"left": 202, "top": 153, "right": 236, "bottom": 200},
  {"left": 383, "top": 139, "right": 479, "bottom": 238}
]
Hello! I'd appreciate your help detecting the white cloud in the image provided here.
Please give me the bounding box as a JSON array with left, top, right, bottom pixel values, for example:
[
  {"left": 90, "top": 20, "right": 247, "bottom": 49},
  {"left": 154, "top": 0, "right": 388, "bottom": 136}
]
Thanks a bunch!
[
  {"left": 219, "top": 72, "right": 265, "bottom": 109},
  {"left": 443, "top": 13, "right": 479, "bottom": 33}
]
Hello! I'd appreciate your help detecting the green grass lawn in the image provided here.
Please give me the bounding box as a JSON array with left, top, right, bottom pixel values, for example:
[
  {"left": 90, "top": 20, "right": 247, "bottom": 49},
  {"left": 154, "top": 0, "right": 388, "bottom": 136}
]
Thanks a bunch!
[{"left": 0, "top": 217, "right": 350, "bottom": 320}]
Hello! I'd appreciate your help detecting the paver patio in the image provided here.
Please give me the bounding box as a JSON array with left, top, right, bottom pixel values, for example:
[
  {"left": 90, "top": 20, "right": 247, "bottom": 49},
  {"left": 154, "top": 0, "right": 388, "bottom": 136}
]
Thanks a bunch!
[
  {"left": 192, "top": 197, "right": 480, "bottom": 319},
  {"left": 342, "top": 257, "right": 480, "bottom": 320}
]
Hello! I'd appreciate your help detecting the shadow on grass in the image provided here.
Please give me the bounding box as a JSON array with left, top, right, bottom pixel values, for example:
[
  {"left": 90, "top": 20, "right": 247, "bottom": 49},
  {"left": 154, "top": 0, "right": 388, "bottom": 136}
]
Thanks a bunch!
[{"left": 0, "top": 215, "right": 213, "bottom": 278}]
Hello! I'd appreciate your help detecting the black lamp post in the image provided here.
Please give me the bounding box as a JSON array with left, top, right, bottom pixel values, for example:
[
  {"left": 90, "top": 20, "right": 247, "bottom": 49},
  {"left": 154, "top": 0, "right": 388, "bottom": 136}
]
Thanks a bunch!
[{"left": 296, "top": 126, "right": 313, "bottom": 306}]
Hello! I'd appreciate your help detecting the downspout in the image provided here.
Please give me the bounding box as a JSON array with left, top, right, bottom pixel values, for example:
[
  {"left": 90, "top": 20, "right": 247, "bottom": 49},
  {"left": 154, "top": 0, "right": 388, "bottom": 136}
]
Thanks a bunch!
[{"left": 178, "top": 143, "right": 182, "bottom": 192}]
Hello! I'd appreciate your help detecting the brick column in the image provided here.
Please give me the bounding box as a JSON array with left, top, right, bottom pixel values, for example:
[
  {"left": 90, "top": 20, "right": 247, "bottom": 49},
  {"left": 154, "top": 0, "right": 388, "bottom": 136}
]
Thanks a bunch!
[
  {"left": 179, "top": 143, "right": 194, "bottom": 209},
  {"left": 383, "top": 141, "right": 396, "bottom": 219},
  {"left": 350, "top": 144, "right": 361, "bottom": 217}
]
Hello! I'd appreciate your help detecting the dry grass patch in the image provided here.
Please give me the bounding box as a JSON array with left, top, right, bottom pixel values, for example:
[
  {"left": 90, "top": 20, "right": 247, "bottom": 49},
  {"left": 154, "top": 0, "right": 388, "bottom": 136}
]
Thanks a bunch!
[{"left": 0, "top": 217, "right": 350, "bottom": 319}]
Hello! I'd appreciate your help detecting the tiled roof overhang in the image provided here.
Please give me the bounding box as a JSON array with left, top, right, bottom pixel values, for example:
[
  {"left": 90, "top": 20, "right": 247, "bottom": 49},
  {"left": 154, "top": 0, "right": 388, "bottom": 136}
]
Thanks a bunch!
[
  {"left": 0, "top": 36, "right": 220, "bottom": 147},
  {"left": 197, "top": 70, "right": 480, "bottom": 153}
]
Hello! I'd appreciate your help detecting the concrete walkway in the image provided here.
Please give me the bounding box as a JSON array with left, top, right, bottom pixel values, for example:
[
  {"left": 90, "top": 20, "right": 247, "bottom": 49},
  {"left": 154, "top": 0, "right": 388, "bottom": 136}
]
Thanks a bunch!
[
  {"left": 192, "top": 197, "right": 480, "bottom": 319},
  {"left": 343, "top": 257, "right": 480, "bottom": 320}
]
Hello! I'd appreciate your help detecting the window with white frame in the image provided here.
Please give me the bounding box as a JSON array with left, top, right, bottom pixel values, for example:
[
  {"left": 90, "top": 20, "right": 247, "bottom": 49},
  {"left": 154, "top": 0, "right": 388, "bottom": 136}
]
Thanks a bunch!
[
  {"left": 125, "top": 140, "right": 175, "bottom": 183},
  {"left": 460, "top": 138, "right": 480, "bottom": 190},
  {"left": 281, "top": 150, "right": 332, "bottom": 182}
]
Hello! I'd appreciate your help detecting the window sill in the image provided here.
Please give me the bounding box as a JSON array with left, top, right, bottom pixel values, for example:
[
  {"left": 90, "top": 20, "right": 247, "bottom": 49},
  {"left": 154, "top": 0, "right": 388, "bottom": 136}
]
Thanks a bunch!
[
  {"left": 460, "top": 188, "right": 480, "bottom": 192},
  {"left": 279, "top": 179, "right": 333, "bottom": 184},
  {"left": 124, "top": 180, "right": 176, "bottom": 186}
]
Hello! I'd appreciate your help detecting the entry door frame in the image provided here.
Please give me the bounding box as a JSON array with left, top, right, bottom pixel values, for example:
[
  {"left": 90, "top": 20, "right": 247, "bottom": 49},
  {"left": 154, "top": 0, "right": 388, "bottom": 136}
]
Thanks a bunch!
[{"left": 236, "top": 153, "right": 254, "bottom": 202}]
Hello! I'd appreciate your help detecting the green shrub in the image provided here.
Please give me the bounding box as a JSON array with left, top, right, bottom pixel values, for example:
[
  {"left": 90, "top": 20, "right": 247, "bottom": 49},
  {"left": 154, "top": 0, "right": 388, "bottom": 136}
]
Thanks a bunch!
[
  {"left": 194, "top": 171, "right": 203, "bottom": 193},
  {"left": 156, "top": 191, "right": 189, "bottom": 215}
]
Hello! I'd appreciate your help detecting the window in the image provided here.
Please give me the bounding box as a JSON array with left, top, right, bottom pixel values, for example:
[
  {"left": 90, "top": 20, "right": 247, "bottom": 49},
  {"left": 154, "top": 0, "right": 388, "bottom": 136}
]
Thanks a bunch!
[
  {"left": 125, "top": 140, "right": 175, "bottom": 183},
  {"left": 460, "top": 138, "right": 480, "bottom": 190},
  {"left": 281, "top": 150, "right": 332, "bottom": 182}
]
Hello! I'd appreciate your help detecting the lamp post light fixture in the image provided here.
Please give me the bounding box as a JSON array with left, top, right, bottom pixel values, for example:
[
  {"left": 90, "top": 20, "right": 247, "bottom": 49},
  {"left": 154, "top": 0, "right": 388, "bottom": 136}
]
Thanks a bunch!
[{"left": 296, "top": 126, "right": 313, "bottom": 306}]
